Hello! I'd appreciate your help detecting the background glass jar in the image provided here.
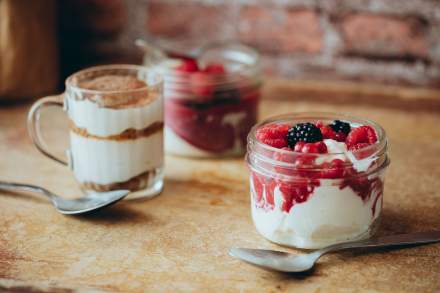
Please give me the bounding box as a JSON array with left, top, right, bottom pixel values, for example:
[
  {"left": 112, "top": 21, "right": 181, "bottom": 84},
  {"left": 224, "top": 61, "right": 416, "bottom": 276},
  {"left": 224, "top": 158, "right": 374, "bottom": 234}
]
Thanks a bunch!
[
  {"left": 246, "top": 113, "right": 390, "bottom": 249},
  {"left": 142, "top": 43, "right": 261, "bottom": 158}
]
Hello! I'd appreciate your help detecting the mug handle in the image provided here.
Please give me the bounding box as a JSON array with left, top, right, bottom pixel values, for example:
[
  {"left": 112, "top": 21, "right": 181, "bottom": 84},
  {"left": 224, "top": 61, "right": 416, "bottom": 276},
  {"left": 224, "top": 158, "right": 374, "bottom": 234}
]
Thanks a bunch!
[{"left": 27, "top": 94, "right": 68, "bottom": 166}]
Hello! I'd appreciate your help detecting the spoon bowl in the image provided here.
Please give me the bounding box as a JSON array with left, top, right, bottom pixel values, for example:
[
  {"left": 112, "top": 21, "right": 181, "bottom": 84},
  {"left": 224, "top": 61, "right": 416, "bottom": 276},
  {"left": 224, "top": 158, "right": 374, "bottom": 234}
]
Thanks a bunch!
[
  {"left": 230, "top": 231, "right": 440, "bottom": 273},
  {"left": 51, "top": 190, "right": 130, "bottom": 214},
  {"left": 229, "top": 248, "right": 318, "bottom": 272},
  {"left": 0, "top": 181, "right": 129, "bottom": 215}
]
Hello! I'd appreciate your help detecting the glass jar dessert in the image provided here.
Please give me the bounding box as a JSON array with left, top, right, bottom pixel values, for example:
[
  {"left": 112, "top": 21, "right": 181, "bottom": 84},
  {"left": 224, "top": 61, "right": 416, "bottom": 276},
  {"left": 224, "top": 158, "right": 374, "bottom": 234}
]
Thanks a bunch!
[
  {"left": 143, "top": 43, "right": 261, "bottom": 158},
  {"left": 246, "top": 113, "right": 390, "bottom": 249}
]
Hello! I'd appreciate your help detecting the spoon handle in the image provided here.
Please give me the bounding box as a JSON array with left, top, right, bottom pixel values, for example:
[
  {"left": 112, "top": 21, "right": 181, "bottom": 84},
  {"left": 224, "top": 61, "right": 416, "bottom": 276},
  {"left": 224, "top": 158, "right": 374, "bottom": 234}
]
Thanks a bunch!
[
  {"left": 323, "top": 231, "right": 440, "bottom": 254},
  {"left": 0, "top": 181, "right": 53, "bottom": 199}
]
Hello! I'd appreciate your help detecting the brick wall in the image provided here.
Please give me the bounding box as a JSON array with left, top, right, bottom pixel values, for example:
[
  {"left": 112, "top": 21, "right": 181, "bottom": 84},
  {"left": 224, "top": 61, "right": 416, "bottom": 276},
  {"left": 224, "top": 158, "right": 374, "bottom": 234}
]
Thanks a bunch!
[{"left": 59, "top": 0, "right": 440, "bottom": 88}]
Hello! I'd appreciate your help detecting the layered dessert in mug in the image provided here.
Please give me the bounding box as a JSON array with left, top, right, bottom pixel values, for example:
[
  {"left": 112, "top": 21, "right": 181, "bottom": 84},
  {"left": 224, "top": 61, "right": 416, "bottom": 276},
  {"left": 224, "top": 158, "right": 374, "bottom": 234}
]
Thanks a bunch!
[
  {"left": 146, "top": 44, "right": 261, "bottom": 157},
  {"left": 65, "top": 65, "right": 164, "bottom": 198},
  {"left": 246, "top": 113, "right": 390, "bottom": 249}
]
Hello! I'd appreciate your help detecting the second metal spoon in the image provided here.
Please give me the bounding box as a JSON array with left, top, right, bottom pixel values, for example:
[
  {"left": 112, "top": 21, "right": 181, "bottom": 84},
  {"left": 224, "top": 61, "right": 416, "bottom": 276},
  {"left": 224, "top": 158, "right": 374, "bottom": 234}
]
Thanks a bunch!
[
  {"left": 0, "top": 181, "right": 129, "bottom": 215},
  {"left": 230, "top": 231, "right": 440, "bottom": 273}
]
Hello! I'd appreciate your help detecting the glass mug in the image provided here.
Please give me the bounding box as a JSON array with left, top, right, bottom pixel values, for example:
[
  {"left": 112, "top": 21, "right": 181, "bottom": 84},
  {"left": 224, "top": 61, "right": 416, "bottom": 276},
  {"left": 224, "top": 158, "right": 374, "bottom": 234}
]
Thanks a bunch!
[{"left": 27, "top": 65, "right": 164, "bottom": 199}]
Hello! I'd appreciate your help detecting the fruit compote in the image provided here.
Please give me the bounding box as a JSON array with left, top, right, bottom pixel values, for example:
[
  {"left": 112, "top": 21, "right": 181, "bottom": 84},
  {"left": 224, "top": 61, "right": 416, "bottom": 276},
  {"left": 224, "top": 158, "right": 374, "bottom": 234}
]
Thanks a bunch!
[
  {"left": 246, "top": 113, "right": 390, "bottom": 249},
  {"left": 152, "top": 44, "right": 261, "bottom": 157}
]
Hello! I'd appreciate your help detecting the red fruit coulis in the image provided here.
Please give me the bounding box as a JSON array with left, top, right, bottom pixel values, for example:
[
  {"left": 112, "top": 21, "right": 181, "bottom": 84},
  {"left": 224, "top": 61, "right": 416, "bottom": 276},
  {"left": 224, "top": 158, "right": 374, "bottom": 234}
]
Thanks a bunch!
[
  {"left": 251, "top": 171, "right": 320, "bottom": 213},
  {"left": 252, "top": 170, "right": 383, "bottom": 216},
  {"left": 166, "top": 91, "right": 259, "bottom": 153},
  {"left": 165, "top": 59, "right": 259, "bottom": 153}
]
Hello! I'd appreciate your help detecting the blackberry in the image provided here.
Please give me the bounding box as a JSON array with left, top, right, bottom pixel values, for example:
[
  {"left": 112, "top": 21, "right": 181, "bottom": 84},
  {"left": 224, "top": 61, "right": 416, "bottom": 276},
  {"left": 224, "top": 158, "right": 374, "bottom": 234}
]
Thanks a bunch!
[
  {"left": 287, "top": 123, "right": 323, "bottom": 148},
  {"left": 330, "top": 120, "right": 351, "bottom": 135}
]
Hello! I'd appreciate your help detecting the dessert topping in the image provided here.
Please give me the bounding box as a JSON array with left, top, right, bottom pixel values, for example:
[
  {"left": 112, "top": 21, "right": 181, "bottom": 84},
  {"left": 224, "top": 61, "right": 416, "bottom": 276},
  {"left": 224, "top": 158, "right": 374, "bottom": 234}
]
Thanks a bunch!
[
  {"left": 203, "top": 63, "right": 226, "bottom": 74},
  {"left": 256, "top": 123, "right": 289, "bottom": 148},
  {"left": 319, "top": 125, "right": 337, "bottom": 140},
  {"left": 320, "top": 159, "right": 345, "bottom": 179},
  {"left": 334, "top": 131, "right": 347, "bottom": 142},
  {"left": 346, "top": 125, "right": 377, "bottom": 148},
  {"left": 175, "top": 59, "right": 199, "bottom": 73},
  {"left": 329, "top": 120, "right": 351, "bottom": 135},
  {"left": 298, "top": 141, "right": 328, "bottom": 154},
  {"left": 287, "top": 123, "right": 323, "bottom": 148}
]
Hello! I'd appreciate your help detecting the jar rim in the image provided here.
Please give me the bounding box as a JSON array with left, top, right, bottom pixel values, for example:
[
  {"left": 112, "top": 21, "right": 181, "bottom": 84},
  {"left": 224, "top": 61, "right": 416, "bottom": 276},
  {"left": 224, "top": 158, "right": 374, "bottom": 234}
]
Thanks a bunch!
[
  {"left": 246, "top": 112, "right": 390, "bottom": 181},
  {"left": 66, "top": 64, "right": 163, "bottom": 95},
  {"left": 246, "top": 152, "right": 390, "bottom": 182},
  {"left": 149, "top": 42, "right": 261, "bottom": 92}
]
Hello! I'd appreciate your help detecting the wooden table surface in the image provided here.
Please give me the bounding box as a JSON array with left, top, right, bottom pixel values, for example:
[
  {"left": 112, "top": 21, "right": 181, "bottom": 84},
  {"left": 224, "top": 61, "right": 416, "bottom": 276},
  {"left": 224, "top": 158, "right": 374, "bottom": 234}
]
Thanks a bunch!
[{"left": 1, "top": 80, "right": 439, "bottom": 292}]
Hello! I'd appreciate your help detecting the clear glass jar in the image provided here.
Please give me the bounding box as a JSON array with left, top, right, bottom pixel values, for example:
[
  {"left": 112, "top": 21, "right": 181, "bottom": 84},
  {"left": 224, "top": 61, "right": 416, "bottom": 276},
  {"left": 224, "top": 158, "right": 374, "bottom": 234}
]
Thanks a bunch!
[
  {"left": 246, "top": 113, "right": 390, "bottom": 249},
  {"left": 144, "top": 43, "right": 261, "bottom": 158}
]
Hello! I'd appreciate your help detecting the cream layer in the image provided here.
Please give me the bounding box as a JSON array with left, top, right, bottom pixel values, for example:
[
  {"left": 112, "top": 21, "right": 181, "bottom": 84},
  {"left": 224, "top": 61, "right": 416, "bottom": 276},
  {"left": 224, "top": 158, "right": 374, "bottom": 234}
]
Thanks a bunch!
[
  {"left": 70, "top": 131, "right": 163, "bottom": 185},
  {"left": 251, "top": 179, "right": 382, "bottom": 249},
  {"left": 67, "top": 96, "right": 163, "bottom": 137}
]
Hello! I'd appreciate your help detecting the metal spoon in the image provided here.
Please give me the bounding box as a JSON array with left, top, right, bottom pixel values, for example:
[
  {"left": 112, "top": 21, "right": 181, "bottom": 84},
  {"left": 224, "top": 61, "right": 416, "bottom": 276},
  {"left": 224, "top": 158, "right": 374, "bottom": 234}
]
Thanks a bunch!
[
  {"left": 0, "top": 181, "right": 129, "bottom": 215},
  {"left": 229, "top": 231, "right": 440, "bottom": 273}
]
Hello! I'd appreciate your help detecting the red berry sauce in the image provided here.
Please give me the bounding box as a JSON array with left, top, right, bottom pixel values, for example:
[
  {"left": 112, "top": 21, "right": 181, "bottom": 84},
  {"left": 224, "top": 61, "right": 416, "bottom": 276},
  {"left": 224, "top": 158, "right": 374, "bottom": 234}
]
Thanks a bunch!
[
  {"left": 165, "top": 61, "right": 259, "bottom": 154},
  {"left": 251, "top": 171, "right": 319, "bottom": 212}
]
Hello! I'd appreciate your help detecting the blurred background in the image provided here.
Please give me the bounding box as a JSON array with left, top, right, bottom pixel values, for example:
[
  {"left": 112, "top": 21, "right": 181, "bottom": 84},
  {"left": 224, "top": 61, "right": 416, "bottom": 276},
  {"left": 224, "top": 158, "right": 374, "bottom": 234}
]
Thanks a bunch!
[{"left": 1, "top": 0, "right": 439, "bottom": 101}]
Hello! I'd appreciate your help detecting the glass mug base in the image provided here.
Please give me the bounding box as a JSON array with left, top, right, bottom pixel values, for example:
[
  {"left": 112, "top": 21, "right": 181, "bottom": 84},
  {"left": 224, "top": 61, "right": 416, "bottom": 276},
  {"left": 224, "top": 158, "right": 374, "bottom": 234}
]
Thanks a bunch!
[{"left": 127, "top": 172, "right": 164, "bottom": 200}]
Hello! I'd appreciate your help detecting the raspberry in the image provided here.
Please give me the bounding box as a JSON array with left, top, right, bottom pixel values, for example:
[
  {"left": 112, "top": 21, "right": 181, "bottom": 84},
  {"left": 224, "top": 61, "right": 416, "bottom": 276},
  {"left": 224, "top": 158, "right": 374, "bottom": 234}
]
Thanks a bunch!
[
  {"left": 365, "top": 127, "right": 378, "bottom": 143},
  {"left": 294, "top": 155, "right": 314, "bottom": 168},
  {"left": 287, "top": 123, "right": 323, "bottom": 148},
  {"left": 320, "top": 126, "right": 337, "bottom": 140},
  {"left": 315, "top": 141, "right": 328, "bottom": 153},
  {"left": 330, "top": 120, "right": 351, "bottom": 135},
  {"left": 349, "top": 143, "right": 370, "bottom": 150},
  {"left": 289, "top": 142, "right": 327, "bottom": 178},
  {"left": 294, "top": 141, "right": 328, "bottom": 154},
  {"left": 320, "top": 159, "right": 345, "bottom": 179},
  {"left": 349, "top": 143, "right": 374, "bottom": 159},
  {"left": 335, "top": 131, "right": 347, "bottom": 142},
  {"left": 301, "top": 143, "right": 319, "bottom": 154},
  {"left": 175, "top": 59, "right": 199, "bottom": 72},
  {"left": 273, "top": 147, "right": 294, "bottom": 163},
  {"left": 203, "top": 63, "right": 226, "bottom": 74},
  {"left": 294, "top": 141, "right": 306, "bottom": 152},
  {"left": 315, "top": 120, "right": 324, "bottom": 128},
  {"left": 273, "top": 147, "right": 296, "bottom": 176},
  {"left": 281, "top": 146, "right": 294, "bottom": 151},
  {"left": 256, "top": 124, "right": 290, "bottom": 148},
  {"left": 191, "top": 72, "right": 214, "bottom": 96},
  {"left": 301, "top": 142, "right": 327, "bottom": 154},
  {"left": 346, "top": 126, "right": 377, "bottom": 148}
]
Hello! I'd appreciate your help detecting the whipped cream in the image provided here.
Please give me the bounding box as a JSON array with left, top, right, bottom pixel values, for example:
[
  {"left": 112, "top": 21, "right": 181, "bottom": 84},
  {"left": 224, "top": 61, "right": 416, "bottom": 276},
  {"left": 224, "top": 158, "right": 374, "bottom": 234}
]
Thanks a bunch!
[
  {"left": 251, "top": 179, "right": 382, "bottom": 249},
  {"left": 67, "top": 97, "right": 162, "bottom": 137},
  {"left": 222, "top": 111, "right": 246, "bottom": 126},
  {"left": 165, "top": 126, "right": 213, "bottom": 158},
  {"left": 316, "top": 139, "right": 375, "bottom": 172},
  {"left": 70, "top": 131, "right": 163, "bottom": 185}
]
